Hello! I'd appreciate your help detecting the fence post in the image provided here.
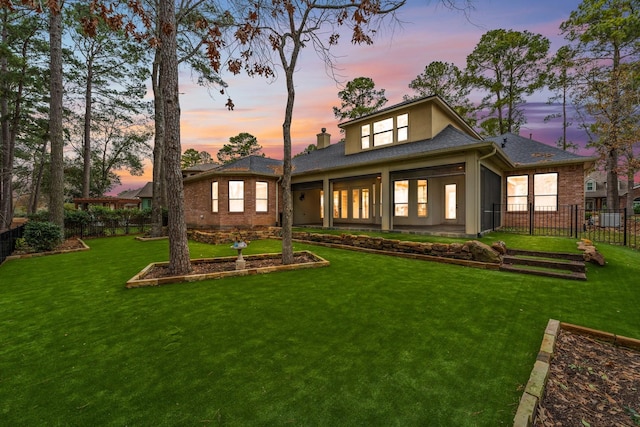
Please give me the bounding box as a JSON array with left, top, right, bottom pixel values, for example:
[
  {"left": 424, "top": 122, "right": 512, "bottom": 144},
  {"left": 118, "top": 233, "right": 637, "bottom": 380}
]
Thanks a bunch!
[
  {"left": 529, "top": 203, "right": 533, "bottom": 235},
  {"left": 624, "top": 208, "right": 627, "bottom": 247},
  {"left": 492, "top": 203, "right": 496, "bottom": 231}
]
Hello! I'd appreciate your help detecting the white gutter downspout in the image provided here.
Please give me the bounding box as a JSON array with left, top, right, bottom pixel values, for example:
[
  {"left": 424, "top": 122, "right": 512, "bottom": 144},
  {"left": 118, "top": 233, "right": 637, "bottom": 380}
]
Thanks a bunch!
[
  {"left": 479, "top": 147, "right": 497, "bottom": 161},
  {"left": 476, "top": 147, "right": 497, "bottom": 237}
]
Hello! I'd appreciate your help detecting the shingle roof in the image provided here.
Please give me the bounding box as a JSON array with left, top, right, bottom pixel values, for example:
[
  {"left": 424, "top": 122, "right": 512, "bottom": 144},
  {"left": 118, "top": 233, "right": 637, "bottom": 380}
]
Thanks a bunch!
[
  {"left": 486, "top": 133, "right": 595, "bottom": 166},
  {"left": 190, "top": 155, "right": 283, "bottom": 179},
  {"left": 292, "top": 125, "right": 488, "bottom": 175}
]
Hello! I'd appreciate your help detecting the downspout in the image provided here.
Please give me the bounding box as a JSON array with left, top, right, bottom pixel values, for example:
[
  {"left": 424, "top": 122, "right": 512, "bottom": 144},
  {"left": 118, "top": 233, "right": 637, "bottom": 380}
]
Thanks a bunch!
[
  {"left": 479, "top": 147, "right": 497, "bottom": 161},
  {"left": 476, "top": 147, "right": 497, "bottom": 237}
]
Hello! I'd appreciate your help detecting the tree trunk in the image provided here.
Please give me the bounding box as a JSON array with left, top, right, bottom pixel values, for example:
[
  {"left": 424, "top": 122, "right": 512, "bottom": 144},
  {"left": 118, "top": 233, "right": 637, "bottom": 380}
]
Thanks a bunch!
[
  {"left": 0, "top": 10, "right": 12, "bottom": 230},
  {"left": 606, "top": 148, "right": 619, "bottom": 209},
  {"left": 151, "top": 48, "right": 166, "bottom": 237},
  {"left": 82, "top": 59, "right": 93, "bottom": 198},
  {"left": 159, "top": 0, "right": 191, "bottom": 275},
  {"left": 280, "top": 56, "right": 300, "bottom": 263},
  {"left": 49, "top": 2, "right": 65, "bottom": 234}
]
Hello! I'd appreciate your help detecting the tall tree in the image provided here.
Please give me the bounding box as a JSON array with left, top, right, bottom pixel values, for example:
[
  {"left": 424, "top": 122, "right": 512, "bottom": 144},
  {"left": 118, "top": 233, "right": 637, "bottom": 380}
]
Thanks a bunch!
[
  {"left": 332, "top": 76, "right": 387, "bottom": 121},
  {"left": 561, "top": 0, "right": 640, "bottom": 210},
  {"left": 181, "top": 148, "right": 214, "bottom": 168},
  {"left": 404, "top": 61, "right": 475, "bottom": 125},
  {"left": 159, "top": 0, "right": 191, "bottom": 275},
  {"left": 217, "top": 132, "right": 263, "bottom": 164},
  {"left": 544, "top": 45, "right": 579, "bottom": 151},
  {"left": 48, "top": 0, "right": 64, "bottom": 234},
  {"left": 0, "top": 7, "right": 45, "bottom": 230},
  {"left": 146, "top": 0, "right": 229, "bottom": 238},
  {"left": 65, "top": 3, "right": 150, "bottom": 198},
  {"left": 230, "top": 0, "right": 408, "bottom": 264},
  {"left": 465, "top": 29, "right": 550, "bottom": 136}
]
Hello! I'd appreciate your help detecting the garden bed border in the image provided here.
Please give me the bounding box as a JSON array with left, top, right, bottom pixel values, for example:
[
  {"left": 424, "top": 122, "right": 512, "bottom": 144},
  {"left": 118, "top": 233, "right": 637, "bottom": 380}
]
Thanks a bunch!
[
  {"left": 513, "top": 319, "right": 640, "bottom": 426},
  {"left": 126, "top": 250, "right": 329, "bottom": 288}
]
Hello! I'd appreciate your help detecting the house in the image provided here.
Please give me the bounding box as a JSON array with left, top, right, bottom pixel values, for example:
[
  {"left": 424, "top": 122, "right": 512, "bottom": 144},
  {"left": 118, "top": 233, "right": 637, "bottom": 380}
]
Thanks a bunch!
[
  {"left": 74, "top": 182, "right": 154, "bottom": 211},
  {"left": 183, "top": 95, "right": 596, "bottom": 236},
  {"left": 584, "top": 172, "right": 640, "bottom": 211}
]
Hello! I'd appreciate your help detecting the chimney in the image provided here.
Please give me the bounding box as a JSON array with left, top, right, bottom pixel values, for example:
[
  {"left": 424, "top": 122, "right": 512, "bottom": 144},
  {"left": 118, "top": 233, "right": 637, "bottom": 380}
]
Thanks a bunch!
[{"left": 317, "top": 128, "right": 331, "bottom": 149}]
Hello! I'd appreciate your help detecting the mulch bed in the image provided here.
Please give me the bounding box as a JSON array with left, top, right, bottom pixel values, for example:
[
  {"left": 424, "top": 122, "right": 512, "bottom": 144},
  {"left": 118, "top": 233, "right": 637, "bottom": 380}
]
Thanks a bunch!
[
  {"left": 142, "top": 252, "right": 318, "bottom": 279},
  {"left": 536, "top": 329, "right": 640, "bottom": 426}
]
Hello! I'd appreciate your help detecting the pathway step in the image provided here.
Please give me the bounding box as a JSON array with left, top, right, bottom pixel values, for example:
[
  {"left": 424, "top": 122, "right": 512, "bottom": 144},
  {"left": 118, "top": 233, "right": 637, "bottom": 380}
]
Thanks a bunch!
[{"left": 500, "top": 249, "right": 587, "bottom": 281}]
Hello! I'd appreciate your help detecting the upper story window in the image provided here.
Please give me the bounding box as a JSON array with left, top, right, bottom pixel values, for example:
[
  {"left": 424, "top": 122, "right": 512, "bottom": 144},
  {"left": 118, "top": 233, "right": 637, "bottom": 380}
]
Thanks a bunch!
[
  {"left": 360, "top": 113, "right": 410, "bottom": 149},
  {"left": 373, "top": 118, "right": 394, "bottom": 146},
  {"left": 256, "top": 181, "right": 268, "bottom": 212},
  {"left": 397, "top": 113, "right": 408, "bottom": 142},
  {"left": 229, "top": 180, "right": 244, "bottom": 212},
  {"left": 361, "top": 124, "right": 370, "bottom": 149},
  {"left": 506, "top": 175, "right": 528, "bottom": 212},
  {"left": 586, "top": 180, "right": 595, "bottom": 192},
  {"left": 211, "top": 181, "right": 219, "bottom": 213}
]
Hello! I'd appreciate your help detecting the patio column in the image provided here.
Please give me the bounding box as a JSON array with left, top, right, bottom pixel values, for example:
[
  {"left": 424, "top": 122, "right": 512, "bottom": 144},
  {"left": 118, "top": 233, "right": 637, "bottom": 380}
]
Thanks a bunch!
[
  {"left": 381, "top": 168, "right": 391, "bottom": 231},
  {"left": 323, "top": 178, "right": 331, "bottom": 228},
  {"left": 465, "top": 151, "right": 481, "bottom": 236}
]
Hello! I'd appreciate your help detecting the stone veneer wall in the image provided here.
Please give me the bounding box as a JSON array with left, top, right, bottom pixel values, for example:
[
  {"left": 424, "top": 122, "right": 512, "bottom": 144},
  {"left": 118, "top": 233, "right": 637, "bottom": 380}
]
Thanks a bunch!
[{"left": 187, "top": 228, "right": 502, "bottom": 265}]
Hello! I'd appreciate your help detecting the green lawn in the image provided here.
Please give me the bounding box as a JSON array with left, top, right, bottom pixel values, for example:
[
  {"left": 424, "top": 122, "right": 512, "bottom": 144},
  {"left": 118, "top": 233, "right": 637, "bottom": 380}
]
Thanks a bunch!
[{"left": 0, "top": 234, "right": 638, "bottom": 426}]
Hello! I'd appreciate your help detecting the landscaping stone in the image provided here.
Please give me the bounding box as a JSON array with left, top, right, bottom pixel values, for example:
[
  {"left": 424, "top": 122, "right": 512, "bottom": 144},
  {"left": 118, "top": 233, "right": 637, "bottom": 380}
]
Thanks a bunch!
[
  {"left": 576, "top": 238, "right": 606, "bottom": 266},
  {"left": 464, "top": 240, "right": 502, "bottom": 263},
  {"left": 491, "top": 240, "right": 507, "bottom": 255}
]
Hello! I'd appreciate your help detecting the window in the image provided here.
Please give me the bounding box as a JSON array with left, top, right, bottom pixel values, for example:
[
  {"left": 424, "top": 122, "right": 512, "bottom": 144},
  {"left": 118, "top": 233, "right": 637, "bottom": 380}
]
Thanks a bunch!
[
  {"left": 394, "top": 180, "right": 409, "bottom": 216},
  {"left": 361, "top": 124, "right": 370, "bottom": 149},
  {"left": 586, "top": 180, "right": 595, "bottom": 192},
  {"left": 373, "top": 118, "right": 393, "bottom": 146},
  {"left": 397, "top": 113, "right": 408, "bottom": 142},
  {"left": 341, "top": 190, "right": 348, "bottom": 219},
  {"left": 333, "top": 190, "right": 348, "bottom": 219},
  {"left": 256, "top": 181, "right": 268, "bottom": 212},
  {"left": 445, "top": 184, "right": 457, "bottom": 220},
  {"left": 211, "top": 181, "right": 218, "bottom": 213},
  {"left": 507, "top": 175, "right": 528, "bottom": 212},
  {"left": 417, "top": 179, "right": 428, "bottom": 217},
  {"left": 320, "top": 190, "right": 324, "bottom": 219},
  {"left": 352, "top": 189, "right": 360, "bottom": 219},
  {"left": 229, "top": 181, "right": 244, "bottom": 212},
  {"left": 534, "top": 173, "right": 558, "bottom": 211},
  {"left": 361, "top": 189, "right": 370, "bottom": 219}
]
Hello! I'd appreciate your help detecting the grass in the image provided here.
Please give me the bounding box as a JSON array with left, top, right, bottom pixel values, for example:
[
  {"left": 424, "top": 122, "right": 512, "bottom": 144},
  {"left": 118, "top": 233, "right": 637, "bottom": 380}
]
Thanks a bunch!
[{"left": 0, "top": 233, "right": 639, "bottom": 426}]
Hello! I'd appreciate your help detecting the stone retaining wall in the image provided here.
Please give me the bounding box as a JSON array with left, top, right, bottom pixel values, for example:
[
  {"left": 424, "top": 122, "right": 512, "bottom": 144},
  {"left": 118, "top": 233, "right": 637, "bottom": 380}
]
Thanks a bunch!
[{"left": 187, "top": 228, "right": 502, "bottom": 265}]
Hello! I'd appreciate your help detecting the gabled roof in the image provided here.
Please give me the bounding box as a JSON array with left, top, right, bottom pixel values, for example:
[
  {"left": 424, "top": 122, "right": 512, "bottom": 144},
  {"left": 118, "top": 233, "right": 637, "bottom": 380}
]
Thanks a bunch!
[
  {"left": 184, "top": 155, "right": 283, "bottom": 182},
  {"left": 292, "top": 125, "right": 492, "bottom": 175},
  {"left": 135, "top": 182, "right": 154, "bottom": 198},
  {"left": 487, "top": 133, "right": 596, "bottom": 167},
  {"left": 338, "top": 95, "right": 482, "bottom": 140}
]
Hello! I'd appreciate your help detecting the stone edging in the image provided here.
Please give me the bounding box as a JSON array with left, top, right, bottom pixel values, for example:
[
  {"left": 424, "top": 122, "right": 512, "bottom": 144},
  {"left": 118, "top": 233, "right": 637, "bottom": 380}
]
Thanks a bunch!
[
  {"left": 513, "top": 319, "right": 640, "bottom": 426},
  {"left": 3, "top": 238, "right": 90, "bottom": 262},
  {"left": 126, "top": 250, "right": 329, "bottom": 288}
]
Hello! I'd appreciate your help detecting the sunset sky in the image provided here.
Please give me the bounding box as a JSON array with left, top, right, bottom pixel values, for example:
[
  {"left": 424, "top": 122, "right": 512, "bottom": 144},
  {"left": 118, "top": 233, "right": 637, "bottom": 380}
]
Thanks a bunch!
[{"left": 115, "top": 0, "right": 586, "bottom": 193}]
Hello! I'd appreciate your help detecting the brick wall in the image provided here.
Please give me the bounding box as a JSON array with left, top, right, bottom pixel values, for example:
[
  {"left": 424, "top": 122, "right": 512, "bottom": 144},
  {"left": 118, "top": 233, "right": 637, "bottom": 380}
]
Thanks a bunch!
[
  {"left": 184, "top": 176, "right": 281, "bottom": 229},
  {"left": 503, "top": 164, "right": 586, "bottom": 229}
]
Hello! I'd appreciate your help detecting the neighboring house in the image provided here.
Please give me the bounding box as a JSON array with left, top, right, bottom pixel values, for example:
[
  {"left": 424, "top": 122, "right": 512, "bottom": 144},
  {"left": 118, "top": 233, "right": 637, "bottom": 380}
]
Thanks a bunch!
[
  {"left": 584, "top": 172, "right": 640, "bottom": 211},
  {"left": 183, "top": 95, "right": 596, "bottom": 236},
  {"left": 74, "top": 182, "right": 154, "bottom": 210}
]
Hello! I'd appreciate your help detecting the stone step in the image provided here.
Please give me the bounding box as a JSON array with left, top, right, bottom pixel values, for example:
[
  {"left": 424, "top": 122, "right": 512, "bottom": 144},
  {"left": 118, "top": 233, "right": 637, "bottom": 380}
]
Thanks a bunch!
[
  {"left": 500, "top": 248, "right": 588, "bottom": 281},
  {"left": 506, "top": 248, "right": 584, "bottom": 262},
  {"left": 502, "top": 254, "right": 586, "bottom": 273},
  {"left": 499, "top": 264, "right": 587, "bottom": 281}
]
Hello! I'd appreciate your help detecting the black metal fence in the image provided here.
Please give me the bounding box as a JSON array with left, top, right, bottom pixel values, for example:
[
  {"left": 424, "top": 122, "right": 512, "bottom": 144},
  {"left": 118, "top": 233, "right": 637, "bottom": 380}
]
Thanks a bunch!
[
  {"left": 0, "top": 225, "right": 25, "bottom": 264},
  {"left": 492, "top": 204, "right": 639, "bottom": 250},
  {"left": 64, "top": 217, "right": 154, "bottom": 239}
]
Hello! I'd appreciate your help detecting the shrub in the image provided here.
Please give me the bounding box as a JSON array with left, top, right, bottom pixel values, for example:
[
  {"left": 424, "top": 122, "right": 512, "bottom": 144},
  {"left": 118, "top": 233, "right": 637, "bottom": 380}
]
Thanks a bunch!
[
  {"left": 28, "top": 210, "right": 50, "bottom": 223},
  {"left": 23, "top": 221, "right": 63, "bottom": 252}
]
